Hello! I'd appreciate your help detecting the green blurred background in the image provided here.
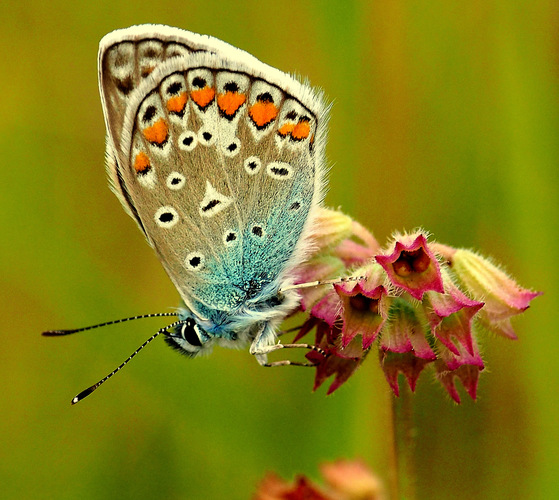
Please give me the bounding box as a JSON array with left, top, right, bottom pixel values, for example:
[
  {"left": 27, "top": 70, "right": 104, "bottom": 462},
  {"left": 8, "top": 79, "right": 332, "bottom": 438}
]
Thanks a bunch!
[{"left": 1, "top": 1, "right": 556, "bottom": 498}]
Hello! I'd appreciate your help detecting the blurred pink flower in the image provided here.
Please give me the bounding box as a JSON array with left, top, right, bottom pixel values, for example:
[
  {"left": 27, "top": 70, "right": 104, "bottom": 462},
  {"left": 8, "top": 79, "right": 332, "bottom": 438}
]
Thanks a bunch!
[{"left": 254, "top": 460, "right": 385, "bottom": 500}]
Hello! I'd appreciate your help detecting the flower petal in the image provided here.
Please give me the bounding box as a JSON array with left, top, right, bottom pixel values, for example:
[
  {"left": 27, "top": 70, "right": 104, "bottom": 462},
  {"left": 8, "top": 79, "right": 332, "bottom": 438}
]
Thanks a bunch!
[
  {"left": 254, "top": 473, "right": 330, "bottom": 500},
  {"left": 451, "top": 249, "right": 542, "bottom": 338},
  {"left": 321, "top": 460, "right": 384, "bottom": 499},
  {"left": 423, "top": 278, "right": 484, "bottom": 356},
  {"left": 435, "top": 359, "right": 482, "bottom": 403},
  {"left": 379, "top": 350, "right": 434, "bottom": 396},
  {"left": 307, "top": 334, "right": 368, "bottom": 394},
  {"left": 435, "top": 333, "right": 484, "bottom": 371},
  {"left": 309, "top": 207, "right": 355, "bottom": 251},
  {"left": 376, "top": 233, "right": 444, "bottom": 300},
  {"left": 294, "top": 255, "right": 347, "bottom": 311},
  {"left": 333, "top": 239, "right": 376, "bottom": 266},
  {"left": 335, "top": 263, "right": 390, "bottom": 348},
  {"left": 311, "top": 291, "right": 342, "bottom": 329},
  {"left": 380, "top": 298, "right": 436, "bottom": 360}
]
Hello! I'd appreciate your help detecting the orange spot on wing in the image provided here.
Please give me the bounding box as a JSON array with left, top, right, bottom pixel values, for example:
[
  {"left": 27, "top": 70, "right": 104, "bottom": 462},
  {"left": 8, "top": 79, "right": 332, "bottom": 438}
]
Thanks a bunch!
[
  {"left": 217, "top": 92, "right": 246, "bottom": 116},
  {"left": 191, "top": 86, "right": 215, "bottom": 108},
  {"left": 249, "top": 101, "right": 279, "bottom": 127},
  {"left": 291, "top": 120, "right": 311, "bottom": 140},
  {"left": 278, "top": 123, "right": 295, "bottom": 137},
  {"left": 167, "top": 92, "right": 188, "bottom": 113},
  {"left": 143, "top": 118, "right": 168, "bottom": 144},
  {"left": 134, "top": 152, "right": 151, "bottom": 174}
]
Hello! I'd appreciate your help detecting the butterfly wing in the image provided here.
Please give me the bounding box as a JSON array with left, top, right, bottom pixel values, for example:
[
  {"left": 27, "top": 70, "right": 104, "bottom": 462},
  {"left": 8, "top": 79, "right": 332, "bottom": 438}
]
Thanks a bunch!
[
  {"left": 99, "top": 25, "right": 250, "bottom": 232},
  {"left": 98, "top": 26, "right": 328, "bottom": 321}
]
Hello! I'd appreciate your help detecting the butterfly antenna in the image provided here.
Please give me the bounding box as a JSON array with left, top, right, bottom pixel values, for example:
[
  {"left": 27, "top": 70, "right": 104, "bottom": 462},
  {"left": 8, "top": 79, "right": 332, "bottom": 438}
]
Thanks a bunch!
[
  {"left": 279, "top": 275, "right": 365, "bottom": 293},
  {"left": 42, "top": 312, "right": 179, "bottom": 336},
  {"left": 71, "top": 320, "right": 183, "bottom": 405}
]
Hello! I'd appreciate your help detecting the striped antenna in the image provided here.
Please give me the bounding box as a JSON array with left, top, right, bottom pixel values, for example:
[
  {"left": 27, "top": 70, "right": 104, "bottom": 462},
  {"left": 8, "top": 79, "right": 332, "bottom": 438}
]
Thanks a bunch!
[
  {"left": 71, "top": 320, "right": 183, "bottom": 405},
  {"left": 42, "top": 312, "right": 179, "bottom": 336}
]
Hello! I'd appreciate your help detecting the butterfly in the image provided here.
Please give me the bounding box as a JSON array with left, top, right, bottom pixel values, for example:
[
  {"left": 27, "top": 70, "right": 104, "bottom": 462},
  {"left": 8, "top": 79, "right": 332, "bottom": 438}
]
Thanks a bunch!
[{"left": 44, "top": 25, "right": 337, "bottom": 403}]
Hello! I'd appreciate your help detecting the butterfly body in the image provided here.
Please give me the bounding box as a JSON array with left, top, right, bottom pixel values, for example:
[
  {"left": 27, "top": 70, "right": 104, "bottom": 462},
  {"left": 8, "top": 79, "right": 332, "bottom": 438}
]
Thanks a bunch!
[{"left": 98, "top": 25, "right": 328, "bottom": 358}]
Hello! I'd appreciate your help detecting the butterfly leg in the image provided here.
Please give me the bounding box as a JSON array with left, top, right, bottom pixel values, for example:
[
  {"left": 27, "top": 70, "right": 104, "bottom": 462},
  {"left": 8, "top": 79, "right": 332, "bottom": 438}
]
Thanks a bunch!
[
  {"left": 258, "top": 343, "right": 326, "bottom": 367},
  {"left": 255, "top": 342, "right": 326, "bottom": 357},
  {"left": 262, "top": 359, "right": 317, "bottom": 368}
]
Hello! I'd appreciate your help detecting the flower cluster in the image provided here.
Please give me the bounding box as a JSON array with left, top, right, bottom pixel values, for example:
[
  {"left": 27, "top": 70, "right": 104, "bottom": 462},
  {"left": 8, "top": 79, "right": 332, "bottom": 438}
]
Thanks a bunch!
[
  {"left": 254, "top": 459, "right": 384, "bottom": 500},
  {"left": 291, "top": 208, "right": 541, "bottom": 403}
]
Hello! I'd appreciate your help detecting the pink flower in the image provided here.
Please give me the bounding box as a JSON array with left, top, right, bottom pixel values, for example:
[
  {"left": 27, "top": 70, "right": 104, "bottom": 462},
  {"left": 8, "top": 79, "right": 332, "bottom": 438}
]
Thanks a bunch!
[
  {"left": 380, "top": 350, "right": 434, "bottom": 396},
  {"left": 379, "top": 298, "right": 436, "bottom": 360},
  {"left": 434, "top": 358, "right": 483, "bottom": 404},
  {"left": 298, "top": 264, "right": 387, "bottom": 394},
  {"left": 376, "top": 232, "right": 444, "bottom": 300},
  {"left": 334, "top": 263, "right": 389, "bottom": 349},
  {"left": 320, "top": 460, "right": 385, "bottom": 499},
  {"left": 423, "top": 275, "right": 484, "bottom": 356},
  {"left": 254, "top": 473, "right": 329, "bottom": 500},
  {"left": 254, "top": 460, "right": 385, "bottom": 500},
  {"left": 308, "top": 208, "right": 355, "bottom": 250},
  {"left": 294, "top": 255, "right": 347, "bottom": 311},
  {"left": 449, "top": 249, "right": 542, "bottom": 339},
  {"left": 333, "top": 238, "right": 376, "bottom": 267},
  {"left": 333, "top": 220, "right": 380, "bottom": 266},
  {"left": 293, "top": 208, "right": 379, "bottom": 311},
  {"left": 303, "top": 318, "right": 369, "bottom": 395}
]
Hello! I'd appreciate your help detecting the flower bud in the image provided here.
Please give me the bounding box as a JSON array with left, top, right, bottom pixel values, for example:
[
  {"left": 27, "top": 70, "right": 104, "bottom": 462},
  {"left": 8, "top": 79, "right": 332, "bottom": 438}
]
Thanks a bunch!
[{"left": 451, "top": 249, "right": 542, "bottom": 338}]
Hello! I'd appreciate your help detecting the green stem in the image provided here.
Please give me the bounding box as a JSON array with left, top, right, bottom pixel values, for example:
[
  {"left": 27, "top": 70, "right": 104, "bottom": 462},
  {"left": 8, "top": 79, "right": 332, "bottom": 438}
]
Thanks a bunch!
[{"left": 389, "top": 383, "right": 417, "bottom": 500}]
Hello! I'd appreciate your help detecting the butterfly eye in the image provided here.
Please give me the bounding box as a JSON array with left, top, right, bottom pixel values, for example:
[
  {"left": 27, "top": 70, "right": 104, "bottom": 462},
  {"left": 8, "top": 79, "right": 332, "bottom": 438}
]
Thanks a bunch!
[
  {"left": 285, "top": 110, "right": 298, "bottom": 120},
  {"left": 224, "top": 81, "right": 238, "bottom": 92},
  {"left": 185, "top": 252, "right": 205, "bottom": 271},
  {"left": 266, "top": 161, "right": 293, "bottom": 180},
  {"left": 180, "top": 319, "right": 203, "bottom": 347},
  {"left": 165, "top": 318, "right": 207, "bottom": 357},
  {"left": 198, "top": 129, "right": 215, "bottom": 146}
]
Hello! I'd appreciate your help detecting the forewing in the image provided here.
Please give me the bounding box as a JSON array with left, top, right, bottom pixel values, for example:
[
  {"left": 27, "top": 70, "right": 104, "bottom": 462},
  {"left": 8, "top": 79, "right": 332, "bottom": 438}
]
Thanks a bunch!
[{"left": 99, "top": 25, "right": 254, "bottom": 229}]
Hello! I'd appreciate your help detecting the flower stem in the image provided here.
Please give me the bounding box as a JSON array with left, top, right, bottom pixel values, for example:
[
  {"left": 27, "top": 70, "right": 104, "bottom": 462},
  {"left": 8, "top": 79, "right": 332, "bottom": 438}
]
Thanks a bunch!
[{"left": 388, "top": 383, "right": 417, "bottom": 500}]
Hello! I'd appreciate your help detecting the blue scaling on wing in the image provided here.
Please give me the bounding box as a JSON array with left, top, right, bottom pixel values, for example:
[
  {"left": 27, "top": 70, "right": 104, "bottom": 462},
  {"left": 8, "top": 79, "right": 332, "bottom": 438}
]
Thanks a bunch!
[
  {"left": 239, "top": 166, "right": 314, "bottom": 298},
  {"left": 185, "top": 164, "right": 315, "bottom": 331}
]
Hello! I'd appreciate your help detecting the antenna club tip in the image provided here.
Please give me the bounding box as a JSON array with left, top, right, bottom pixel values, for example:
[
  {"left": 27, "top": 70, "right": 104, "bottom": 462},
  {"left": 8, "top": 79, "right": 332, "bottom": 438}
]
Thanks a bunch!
[
  {"left": 71, "top": 386, "right": 96, "bottom": 405},
  {"left": 62, "top": 318, "right": 175, "bottom": 404},
  {"left": 42, "top": 329, "right": 77, "bottom": 336}
]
